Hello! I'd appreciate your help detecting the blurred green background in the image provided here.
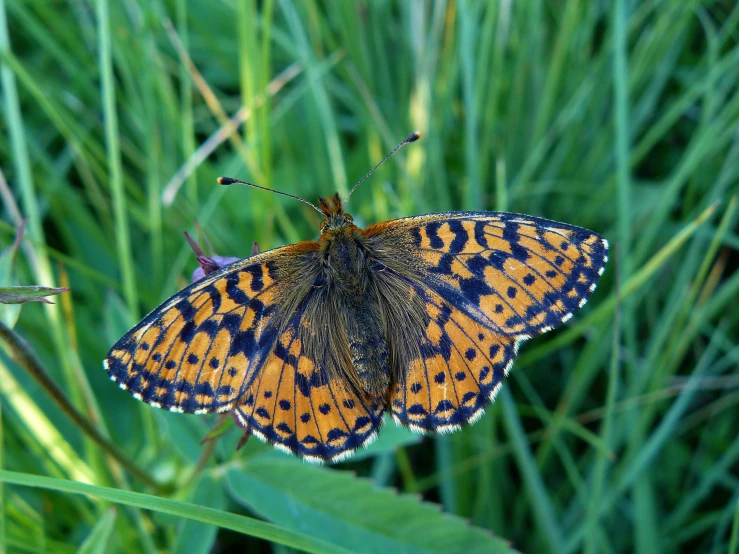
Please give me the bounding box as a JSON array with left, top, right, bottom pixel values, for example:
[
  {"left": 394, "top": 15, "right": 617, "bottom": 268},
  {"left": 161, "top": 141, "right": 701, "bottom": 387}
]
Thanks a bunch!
[{"left": 1, "top": 1, "right": 738, "bottom": 553}]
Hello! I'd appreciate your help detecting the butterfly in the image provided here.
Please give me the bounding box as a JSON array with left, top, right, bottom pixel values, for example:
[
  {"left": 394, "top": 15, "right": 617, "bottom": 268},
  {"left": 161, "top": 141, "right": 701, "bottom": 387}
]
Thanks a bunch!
[{"left": 104, "top": 132, "right": 608, "bottom": 463}]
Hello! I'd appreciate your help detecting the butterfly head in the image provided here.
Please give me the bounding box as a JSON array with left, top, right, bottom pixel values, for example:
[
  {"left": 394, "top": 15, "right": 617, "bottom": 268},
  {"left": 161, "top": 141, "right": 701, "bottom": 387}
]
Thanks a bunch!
[{"left": 318, "top": 193, "right": 356, "bottom": 234}]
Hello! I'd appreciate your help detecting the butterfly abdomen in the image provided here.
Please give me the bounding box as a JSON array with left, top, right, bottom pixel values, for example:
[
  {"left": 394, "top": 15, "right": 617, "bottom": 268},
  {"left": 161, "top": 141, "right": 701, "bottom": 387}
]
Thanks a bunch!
[{"left": 345, "top": 298, "right": 390, "bottom": 396}]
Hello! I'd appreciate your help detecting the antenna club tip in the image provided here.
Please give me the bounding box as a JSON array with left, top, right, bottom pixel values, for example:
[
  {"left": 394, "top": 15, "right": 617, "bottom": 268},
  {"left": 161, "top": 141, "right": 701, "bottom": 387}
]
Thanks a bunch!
[
  {"left": 217, "top": 176, "right": 235, "bottom": 185},
  {"left": 407, "top": 131, "right": 422, "bottom": 142}
]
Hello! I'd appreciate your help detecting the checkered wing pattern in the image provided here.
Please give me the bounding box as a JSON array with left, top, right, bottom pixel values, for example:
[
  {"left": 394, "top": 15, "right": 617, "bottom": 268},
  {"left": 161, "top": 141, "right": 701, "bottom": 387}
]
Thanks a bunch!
[
  {"left": 365, "top": 212, "right": 608, "bottom": 432},
  {"left": 104, "top": 241, "right": 384, "bottom": 462},
  {"left": 231, "top": 312, "right": 384, "bottom": 463},
  {"left": 104, "top": 244, "right": 314, "bottom": 414}
]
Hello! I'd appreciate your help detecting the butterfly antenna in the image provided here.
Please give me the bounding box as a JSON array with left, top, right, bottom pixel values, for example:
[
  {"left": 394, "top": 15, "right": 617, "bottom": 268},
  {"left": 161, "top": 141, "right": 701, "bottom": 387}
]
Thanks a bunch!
[
  {"left": 217, "top": 177, "right": 323, "bottom": 215},
  {"left": 343, "top": 131, "right": 422, "bottom": 206}
]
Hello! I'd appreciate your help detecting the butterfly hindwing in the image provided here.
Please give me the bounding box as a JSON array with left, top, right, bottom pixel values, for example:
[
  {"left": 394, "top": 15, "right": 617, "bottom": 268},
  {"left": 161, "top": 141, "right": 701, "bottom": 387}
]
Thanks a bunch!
[
  {"left": 232, "top": 315, "right": 384, "bottom": 463},
  {"left": 389, "top": 285, "right": 516, "bottom": 432},
  {"left": 104, "top": 243, "right": 319, "bottom": 414},
  {"left": 365, "top": 212, "right": 608, "bottom": 432}
]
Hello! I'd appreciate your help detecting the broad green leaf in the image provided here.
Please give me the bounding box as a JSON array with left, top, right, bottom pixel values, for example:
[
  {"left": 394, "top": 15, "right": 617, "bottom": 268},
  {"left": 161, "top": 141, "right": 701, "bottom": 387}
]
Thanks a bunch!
[
  {"left": 346, "top": 416, "right": 421, "bottom": 462},
  {"left": 153, "top": 409, "right": 211, "bottom": 464},
  {"left": 227, "top": 456, "right": 516, "bottom": 554}
]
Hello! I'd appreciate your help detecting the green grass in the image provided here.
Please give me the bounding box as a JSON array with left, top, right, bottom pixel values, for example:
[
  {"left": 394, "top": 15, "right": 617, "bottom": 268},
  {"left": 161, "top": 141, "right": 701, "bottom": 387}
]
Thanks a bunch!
[{"left": 1, "top": 1, "right": 738, "bottom": 552}]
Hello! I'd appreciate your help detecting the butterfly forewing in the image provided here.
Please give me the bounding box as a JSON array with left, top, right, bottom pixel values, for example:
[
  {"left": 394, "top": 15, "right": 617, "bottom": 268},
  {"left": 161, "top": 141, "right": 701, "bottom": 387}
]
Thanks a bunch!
[
  {"left": 366, "top": 212, "right": 608, "bottom": 338},
  {"left": 104, "top": 243, "right": 317, "bottom": 414}
]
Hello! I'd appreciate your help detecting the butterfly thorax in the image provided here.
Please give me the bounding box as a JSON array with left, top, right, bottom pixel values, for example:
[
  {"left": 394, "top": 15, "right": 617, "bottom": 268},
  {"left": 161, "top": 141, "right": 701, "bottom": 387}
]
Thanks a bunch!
[{"left": 317, "top": 193, "right": 366, "bottom": 292}]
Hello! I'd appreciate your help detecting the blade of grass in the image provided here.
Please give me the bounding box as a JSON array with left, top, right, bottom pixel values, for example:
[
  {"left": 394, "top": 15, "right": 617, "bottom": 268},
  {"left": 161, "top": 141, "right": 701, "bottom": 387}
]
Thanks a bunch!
[
  {"left": 0, "top": 376, "right": 3, "bottom": 554},
  {"left": 97, "top": 0, "right": 138, "bottom": 319},
  {"left": 0, "top": 359, "right": 95, "bottom": 484},
  {"left": 566, "top": 332, "right": 734, "bottom": 552},
  {"left": 278, "top": 0, "right": 347, "bottom": 198},
  {"left": 500, "top": 389, "right": 564, "bottom": 553},
  {"left": 76, "top": 508, "right": 116, "bottom": 554},
  {"left": 0, "top": 321, "right": 161, "bottom": 491},
  {"left": 0, "top": 469, "right": 353, "bottom": 554},
  {"left": 730, "top": 498, "right": 739, "bottom": 554}
]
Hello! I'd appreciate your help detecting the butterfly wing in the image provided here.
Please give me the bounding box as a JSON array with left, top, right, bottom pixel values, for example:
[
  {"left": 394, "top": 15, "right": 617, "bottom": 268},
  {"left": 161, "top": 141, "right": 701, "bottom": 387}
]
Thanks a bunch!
[
  {"left": 363, "top": 212, "right": 608, "bottom": 431},
  {"left": 231, "top": 310, "right": 384, "bottom": 463},
  {"left": 388, "top": 287, "right": 517, "bottom": 433},
  {"left": 104, "top": 242, "right": 320, "bottom": 414},
  {"left": 105, "top": 240, "right": 384, "bottom": 461}
]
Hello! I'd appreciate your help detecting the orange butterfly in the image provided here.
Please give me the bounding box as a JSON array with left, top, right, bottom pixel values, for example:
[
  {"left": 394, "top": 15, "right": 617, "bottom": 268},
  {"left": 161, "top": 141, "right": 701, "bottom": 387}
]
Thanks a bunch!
[{"left": 104, "top": 133, "right": 608, "bottom": 463}]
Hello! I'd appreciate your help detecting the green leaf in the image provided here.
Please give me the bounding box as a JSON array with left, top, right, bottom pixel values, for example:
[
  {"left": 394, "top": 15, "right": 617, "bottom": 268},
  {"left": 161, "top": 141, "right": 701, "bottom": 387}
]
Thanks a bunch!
[
  {"left": 227, "top": 456, "right": 516, "bottom": 554},
  {"left": 345, "top": 416, "right": 421, "bottom": 462},
  {"left": 0, "top": 285, "right": 70, "bottom": 304}
]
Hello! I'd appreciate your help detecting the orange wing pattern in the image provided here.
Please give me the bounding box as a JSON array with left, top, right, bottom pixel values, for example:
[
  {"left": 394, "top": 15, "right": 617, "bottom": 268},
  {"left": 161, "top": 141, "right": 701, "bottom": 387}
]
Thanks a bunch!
[
  {"left": 388, "top": 286, "right": 517, "bottom": 432},
  {"left": 104, "top": 244, "right": 316, "bottom": 414},
  {"left": 104, "top": 241, "right": 384, "bottom": 461},
  {"left": 106, "top": 208, "right": 608, "bottom": 456},
  {"left": 366, "top": 212, "right": 608, "bottom": 431},
  {"left": 231, "top": 317, "right": 383, "bottom": 463}
]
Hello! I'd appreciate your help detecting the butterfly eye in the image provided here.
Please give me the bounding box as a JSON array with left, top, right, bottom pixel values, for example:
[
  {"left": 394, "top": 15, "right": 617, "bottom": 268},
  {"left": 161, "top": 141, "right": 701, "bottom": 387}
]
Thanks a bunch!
[
  {"left": 345, "top": 214, "right": 354, "bottom": 223},
  {"left": 320, "top": 221, "right": 329, "bottom": 232}
]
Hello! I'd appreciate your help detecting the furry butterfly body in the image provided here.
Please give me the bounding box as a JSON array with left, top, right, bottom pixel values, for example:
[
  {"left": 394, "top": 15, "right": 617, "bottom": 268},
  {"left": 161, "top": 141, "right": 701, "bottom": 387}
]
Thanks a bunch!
[{"left": 105, "top": 190, "right": 608, "bottom": 463}]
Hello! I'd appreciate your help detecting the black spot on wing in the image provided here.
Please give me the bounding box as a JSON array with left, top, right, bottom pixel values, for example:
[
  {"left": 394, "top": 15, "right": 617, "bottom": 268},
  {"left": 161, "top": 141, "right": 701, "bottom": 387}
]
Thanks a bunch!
[
  {"left": 229, "top": 328, "right": 258, "bottom": 358},
  {"left": 473, "top": 221, "right": 487, "bottom": 249},
  {"left": 447, "top": 220, "right": 468, "bottom": 253},
  {"left": 243, "top": 264, "right": 264, "bottom": 292},
  {"left": 175, "top": 298, "right": 196, "bottom": 319},
  {"left": 425, "top": 221, "right": 444, "bottom": 249},
  {"left": 295, "top": 370, "right": 325, "bottom": 398},
  {"left": 179, "top": 321, "right": 196, "bottom": 342},
  {"left": 198, "top": 319, "right": 218, "bottom": 338},
  {"left": 204, "top": 284, "right": 221, "bottom": 312},
  {"left": 226, "top": 273, "right": 249, "bottom": 304}
]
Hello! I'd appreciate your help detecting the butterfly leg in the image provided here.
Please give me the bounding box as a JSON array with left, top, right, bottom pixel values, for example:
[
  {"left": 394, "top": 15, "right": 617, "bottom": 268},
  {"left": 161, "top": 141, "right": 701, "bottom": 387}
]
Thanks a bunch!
[
  {"left": 231, "top": 408, "right": 253, "bottom": 450},
  {"left": 199, "top": 412, "right": 231, "bottom": 445}
]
